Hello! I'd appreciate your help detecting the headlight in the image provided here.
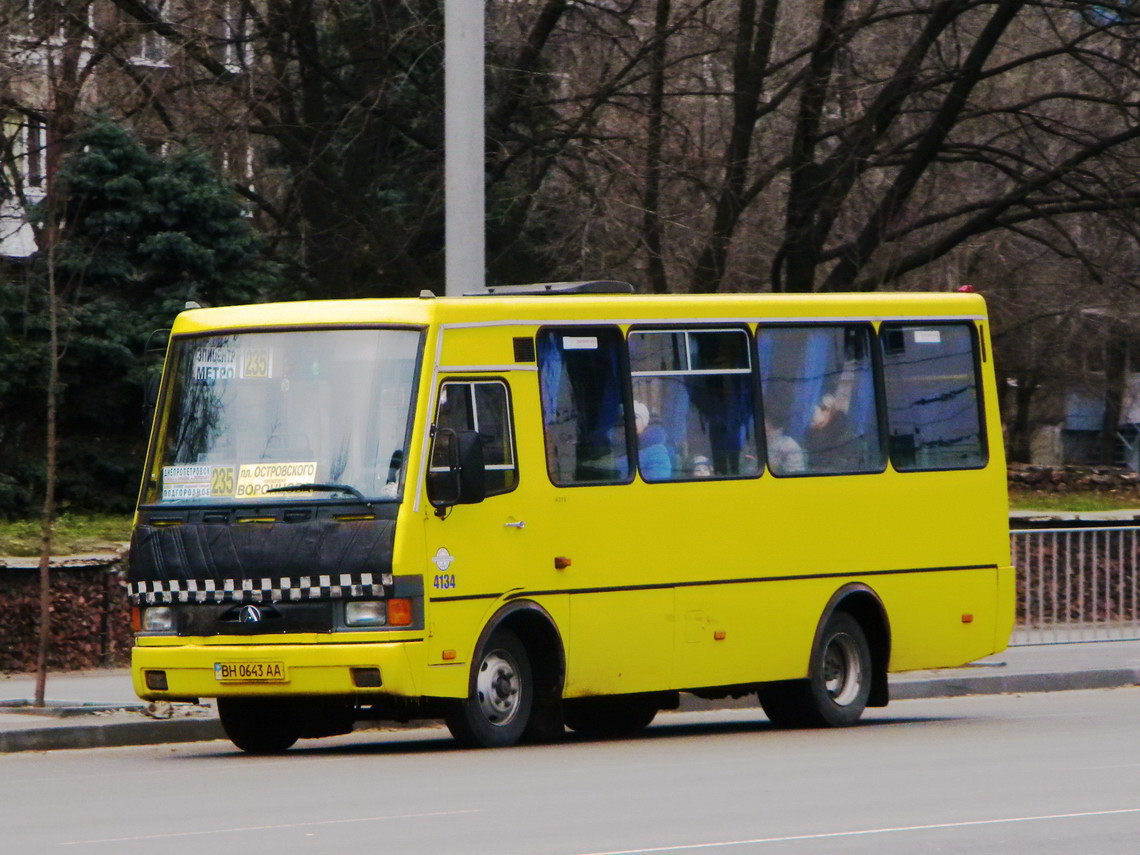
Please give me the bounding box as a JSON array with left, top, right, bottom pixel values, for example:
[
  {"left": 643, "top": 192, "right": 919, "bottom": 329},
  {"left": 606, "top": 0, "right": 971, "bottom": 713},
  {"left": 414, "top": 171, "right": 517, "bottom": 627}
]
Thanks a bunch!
[
  {"left": 142, "top": 606, "right": 175, "bottom": 633},
  {"left": 345, "top": 600, "right": 387, "bottom": 627}
]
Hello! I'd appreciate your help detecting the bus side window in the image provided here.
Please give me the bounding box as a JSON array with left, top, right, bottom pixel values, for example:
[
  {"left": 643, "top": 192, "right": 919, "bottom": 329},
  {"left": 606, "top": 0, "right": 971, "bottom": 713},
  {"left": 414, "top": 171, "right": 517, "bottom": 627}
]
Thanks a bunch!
[
  {"left": 758, "top": 325, "right": 883, "bottom": 476},
  {"left": 880, "top": 323, "right": 986, "bottom": 471},
  {"left": 431, "top": 380, "right": 518, "bottom": 496},
  {"left": 536, "top": 327, "right": 632, "bottom": 486},
  {"left": 628, "top": 327, "right": 760, "bottom": 480}
]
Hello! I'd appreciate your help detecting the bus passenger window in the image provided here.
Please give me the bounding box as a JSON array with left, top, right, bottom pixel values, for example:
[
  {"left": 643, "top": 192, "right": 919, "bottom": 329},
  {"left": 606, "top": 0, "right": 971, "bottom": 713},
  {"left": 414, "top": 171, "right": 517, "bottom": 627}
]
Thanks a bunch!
[
  {"left": 758, "top": 325, "right": 883, "bottom": 476},
  {"left": 628, "top": 328, "right": 759, "bottom": 481},
  {"left": 881, "top": 324, "right": 986, "bottom": 470},
  {"left": 431, "top": 380, "right": 518, "bottom": 495},
  {"left": 537, "top": 327, "right": 631, "bottom": 486}
]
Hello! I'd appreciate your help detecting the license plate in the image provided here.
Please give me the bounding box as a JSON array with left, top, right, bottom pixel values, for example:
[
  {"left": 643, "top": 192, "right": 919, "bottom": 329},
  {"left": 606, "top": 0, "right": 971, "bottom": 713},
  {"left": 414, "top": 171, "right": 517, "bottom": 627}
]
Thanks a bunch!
[{"left": 214, "top": 661, "right": 287, "bottom": 682}]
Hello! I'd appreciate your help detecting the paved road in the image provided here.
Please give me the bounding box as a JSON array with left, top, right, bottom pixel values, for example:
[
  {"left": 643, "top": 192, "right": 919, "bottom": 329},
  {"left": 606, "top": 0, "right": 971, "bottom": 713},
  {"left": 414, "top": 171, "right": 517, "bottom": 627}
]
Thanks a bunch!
[
  {"left": 2, "top": 687, "right": 1137, "bottom": 854},
  {"left": 4, "top": 638, "right": 1138, "bottom": 753}
]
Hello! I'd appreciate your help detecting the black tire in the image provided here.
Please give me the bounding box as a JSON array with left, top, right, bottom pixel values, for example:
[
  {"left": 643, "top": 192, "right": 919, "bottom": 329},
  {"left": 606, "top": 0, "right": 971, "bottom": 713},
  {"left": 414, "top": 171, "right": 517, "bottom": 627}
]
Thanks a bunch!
[
  {"left": 522, "top": 691, "right": 566, "bottom": 743},
  {"left": 217, "top": 698, "right": 302, "bottom": 753},
  {"left": 754, "top": 680, "right": 805, "bottom": 729},
  {"left": 563, "top": 695, "right": 659, "bottom": 738},
  {"left": 758, "top": 611, "right": 872, "bottom": 728},
  {"left": 445, "top": 628, "right": 533, "bottom": 748}
]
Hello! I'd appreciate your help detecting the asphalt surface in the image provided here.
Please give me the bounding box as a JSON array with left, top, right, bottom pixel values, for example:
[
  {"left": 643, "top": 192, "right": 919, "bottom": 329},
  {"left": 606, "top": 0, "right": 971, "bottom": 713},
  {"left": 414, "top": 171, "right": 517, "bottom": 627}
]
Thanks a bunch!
[{"left": 1, "top": 639, "right": 1137, "bottom": 754}]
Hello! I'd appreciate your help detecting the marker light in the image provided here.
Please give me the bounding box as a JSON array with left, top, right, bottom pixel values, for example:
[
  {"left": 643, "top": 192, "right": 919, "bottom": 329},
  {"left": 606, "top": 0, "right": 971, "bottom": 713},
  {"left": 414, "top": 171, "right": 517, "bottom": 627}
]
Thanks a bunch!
[{"left": 345, "top": 601, "right": 387, "bottom": 627}]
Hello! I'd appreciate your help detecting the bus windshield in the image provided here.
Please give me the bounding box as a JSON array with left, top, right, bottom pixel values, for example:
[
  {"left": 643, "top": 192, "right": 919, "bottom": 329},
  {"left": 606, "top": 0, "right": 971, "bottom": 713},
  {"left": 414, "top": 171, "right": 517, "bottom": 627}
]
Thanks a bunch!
[{"left": 146, "top": 327, "right": 422, "bottom": 505}]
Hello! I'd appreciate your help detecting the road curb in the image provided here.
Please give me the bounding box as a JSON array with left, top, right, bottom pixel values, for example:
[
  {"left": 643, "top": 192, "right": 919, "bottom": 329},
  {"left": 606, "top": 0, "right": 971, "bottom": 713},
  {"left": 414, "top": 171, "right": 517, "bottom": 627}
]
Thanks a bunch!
[
  {"left": 891, "top": 668, "right": 1140, "bottom": 700},
  {"left": 0, "top": 717, "right": 224, "bottom": 754}
]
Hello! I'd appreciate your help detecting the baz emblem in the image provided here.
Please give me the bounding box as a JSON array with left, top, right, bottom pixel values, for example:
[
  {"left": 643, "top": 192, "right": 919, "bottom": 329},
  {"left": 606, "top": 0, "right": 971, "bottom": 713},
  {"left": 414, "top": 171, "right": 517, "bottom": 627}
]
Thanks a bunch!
[{"left": 432, "top": 547, "right": 457, "bottom": 590}]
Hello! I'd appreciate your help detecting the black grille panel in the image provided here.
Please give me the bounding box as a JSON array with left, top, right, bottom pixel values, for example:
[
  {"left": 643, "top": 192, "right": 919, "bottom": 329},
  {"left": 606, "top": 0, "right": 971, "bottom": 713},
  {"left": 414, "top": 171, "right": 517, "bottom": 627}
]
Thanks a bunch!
[{"left": 175, "top": 601, "right": 336, "bottom": 635}]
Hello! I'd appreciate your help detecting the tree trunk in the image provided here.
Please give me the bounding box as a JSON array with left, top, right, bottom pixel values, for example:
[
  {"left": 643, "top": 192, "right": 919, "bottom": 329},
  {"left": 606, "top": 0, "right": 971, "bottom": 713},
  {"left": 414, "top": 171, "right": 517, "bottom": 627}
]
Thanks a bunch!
[
  {"left": 1100, "top": 328, "right": 1128, "bottom": 466},
  {"left": 770, "top": 0, "right": 847, "bottom": 293},
  {"left": 34, "top": 228, "right": 60, "bottom": 707},
  {"left": 690, "top": 0, "right": 780, "bottom": 293},
  {"left": 1008, "top": 372, "right": 1038, "bottom": 464}
]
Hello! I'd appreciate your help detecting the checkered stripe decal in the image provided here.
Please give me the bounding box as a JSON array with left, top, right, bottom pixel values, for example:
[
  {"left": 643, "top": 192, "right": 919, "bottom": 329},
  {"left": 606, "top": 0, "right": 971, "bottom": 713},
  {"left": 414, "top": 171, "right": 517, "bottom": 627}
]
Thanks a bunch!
[{"left": 127, "top": 573, "right": 395, "bottom": 605}]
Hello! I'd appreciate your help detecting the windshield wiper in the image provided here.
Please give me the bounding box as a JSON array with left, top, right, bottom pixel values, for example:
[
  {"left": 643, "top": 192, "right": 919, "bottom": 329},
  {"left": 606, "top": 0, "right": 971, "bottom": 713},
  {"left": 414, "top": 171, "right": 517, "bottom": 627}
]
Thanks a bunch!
[{"left": 265, "top": 483, "right": 370, "bottom": 503}]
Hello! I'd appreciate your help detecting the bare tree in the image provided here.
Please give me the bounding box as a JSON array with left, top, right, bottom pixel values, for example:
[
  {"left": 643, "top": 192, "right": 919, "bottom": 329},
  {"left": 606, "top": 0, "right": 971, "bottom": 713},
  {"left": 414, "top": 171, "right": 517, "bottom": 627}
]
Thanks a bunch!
[{"left": 2, "top": 0, "right": 104, "bottom": 704}]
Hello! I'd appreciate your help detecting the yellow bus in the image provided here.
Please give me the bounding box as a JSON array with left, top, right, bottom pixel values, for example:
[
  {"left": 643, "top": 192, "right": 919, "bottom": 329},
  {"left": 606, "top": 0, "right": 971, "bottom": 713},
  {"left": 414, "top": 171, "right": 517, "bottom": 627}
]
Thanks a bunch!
[{"left": 128, "top": 283, "right": 1014, "bottom": 752}]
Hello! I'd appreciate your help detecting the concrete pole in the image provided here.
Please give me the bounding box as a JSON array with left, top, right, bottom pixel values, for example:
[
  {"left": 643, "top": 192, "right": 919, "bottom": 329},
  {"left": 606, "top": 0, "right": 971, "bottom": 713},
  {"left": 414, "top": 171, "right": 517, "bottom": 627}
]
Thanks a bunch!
[{"left": 444, "top": 0, "right": 486, "bottom": 296}]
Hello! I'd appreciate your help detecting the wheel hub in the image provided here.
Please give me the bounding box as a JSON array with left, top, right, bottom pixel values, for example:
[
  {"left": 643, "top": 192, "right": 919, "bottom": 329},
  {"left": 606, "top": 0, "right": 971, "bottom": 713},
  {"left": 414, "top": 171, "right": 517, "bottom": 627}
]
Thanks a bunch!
[
  {"left": 823, "top": 633, "right": 863, "bottom": 707},
  {"left": 475, "top": 650, "right": 520, "bottom": 725}
]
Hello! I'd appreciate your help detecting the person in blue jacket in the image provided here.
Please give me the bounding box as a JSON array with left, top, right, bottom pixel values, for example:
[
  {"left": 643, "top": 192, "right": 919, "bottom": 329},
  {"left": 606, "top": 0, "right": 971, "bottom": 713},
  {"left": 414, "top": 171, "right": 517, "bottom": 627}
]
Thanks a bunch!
[{"left": 634, "top": 401, "right": 672, "bottom": 480}]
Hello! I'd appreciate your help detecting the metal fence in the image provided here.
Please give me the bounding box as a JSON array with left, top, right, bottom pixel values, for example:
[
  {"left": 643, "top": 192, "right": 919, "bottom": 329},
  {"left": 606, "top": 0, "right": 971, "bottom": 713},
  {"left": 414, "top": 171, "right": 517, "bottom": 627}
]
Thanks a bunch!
[{"left": 1010, "top": 526, "right": 1140, "bottom": 645}]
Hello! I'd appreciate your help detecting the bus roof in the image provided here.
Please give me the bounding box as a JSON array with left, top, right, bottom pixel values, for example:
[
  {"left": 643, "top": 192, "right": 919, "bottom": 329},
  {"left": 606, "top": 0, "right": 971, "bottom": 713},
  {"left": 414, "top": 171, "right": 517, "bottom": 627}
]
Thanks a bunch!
[{"left": 169, "top": 290, "right": 988, "bottom": 336}]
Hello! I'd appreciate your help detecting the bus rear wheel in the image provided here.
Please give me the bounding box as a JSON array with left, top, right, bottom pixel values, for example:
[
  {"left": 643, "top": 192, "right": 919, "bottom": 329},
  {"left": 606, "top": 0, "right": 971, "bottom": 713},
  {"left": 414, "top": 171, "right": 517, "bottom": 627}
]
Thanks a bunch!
[
  {"left": 217, "top": 698, "right": 302, "bottom": 753},
  {"left": 445, "top": 628, "right": 533, "bottom": 748},
  {"left": 758, "top": 611, "right": 872, "bottom": 728},
  {"left": 563, "top": 695, "right": 659, "bottom": 737}
]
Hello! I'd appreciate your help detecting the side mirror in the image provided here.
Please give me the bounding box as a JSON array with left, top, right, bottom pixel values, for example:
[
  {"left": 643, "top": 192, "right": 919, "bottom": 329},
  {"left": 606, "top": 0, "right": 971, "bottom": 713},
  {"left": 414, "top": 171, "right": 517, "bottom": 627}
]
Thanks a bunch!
[
  {"left": 427, "top": 429, "right": 487, "bottom": 513},
  {"left": 141, "top": 328, "right": 170, "bottom": 431},
  {"left": 142, "top": 374, "right": 161, "bottom": 430}
]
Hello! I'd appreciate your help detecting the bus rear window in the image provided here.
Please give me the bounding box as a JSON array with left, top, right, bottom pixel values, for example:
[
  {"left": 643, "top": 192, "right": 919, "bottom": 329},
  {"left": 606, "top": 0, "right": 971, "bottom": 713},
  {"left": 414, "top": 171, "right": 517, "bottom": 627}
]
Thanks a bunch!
[{"left": 880, "top": 323, "right": 986, "bottom": 471}]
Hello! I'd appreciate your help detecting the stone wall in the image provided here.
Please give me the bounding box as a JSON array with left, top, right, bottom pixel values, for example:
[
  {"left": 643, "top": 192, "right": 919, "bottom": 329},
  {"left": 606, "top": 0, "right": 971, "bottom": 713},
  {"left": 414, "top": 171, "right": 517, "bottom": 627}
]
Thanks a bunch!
[
  {"left": 0, "top": 559, "right": 132, "bottom": 673},
  {"left": 1008, "top": 463, "right": 1140, "bottom": 494}
]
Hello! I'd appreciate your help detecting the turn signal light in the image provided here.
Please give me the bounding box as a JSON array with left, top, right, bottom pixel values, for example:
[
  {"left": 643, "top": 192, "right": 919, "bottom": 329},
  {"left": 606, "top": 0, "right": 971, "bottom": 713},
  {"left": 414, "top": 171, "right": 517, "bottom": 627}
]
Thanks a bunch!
[
  {"left": 144, "top": 670, "right": 169, "bottom": 691},
  {"left": 387, "top": 598, "right": 413, "bottom": 626}
]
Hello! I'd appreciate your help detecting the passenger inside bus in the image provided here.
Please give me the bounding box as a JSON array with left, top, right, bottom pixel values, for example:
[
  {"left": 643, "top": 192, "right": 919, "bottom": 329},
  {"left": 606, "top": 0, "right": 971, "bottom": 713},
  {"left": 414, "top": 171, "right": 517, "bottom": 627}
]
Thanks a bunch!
[
  {"left": 766, "top": 424, "right": 805, "bottom": 474},
  {"left": 634, "top": 400, "right": 672, "bottom": 480},
  {"left": 804, "top": 393, "right": 852, "bottom": 469}
]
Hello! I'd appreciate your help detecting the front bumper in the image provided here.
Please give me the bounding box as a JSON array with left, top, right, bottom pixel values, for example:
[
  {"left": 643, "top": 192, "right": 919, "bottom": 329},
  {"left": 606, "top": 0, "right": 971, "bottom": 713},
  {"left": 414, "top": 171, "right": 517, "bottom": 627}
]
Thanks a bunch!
[{"left": 132, "top": 640, "right": 423, "bottom": 701}]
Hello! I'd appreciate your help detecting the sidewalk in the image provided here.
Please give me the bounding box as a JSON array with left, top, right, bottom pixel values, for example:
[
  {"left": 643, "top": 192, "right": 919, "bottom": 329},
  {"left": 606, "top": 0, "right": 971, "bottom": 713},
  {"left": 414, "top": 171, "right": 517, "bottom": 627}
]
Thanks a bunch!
[{"left": 1, "top": 640, "right": 1137, "bottom": 753}]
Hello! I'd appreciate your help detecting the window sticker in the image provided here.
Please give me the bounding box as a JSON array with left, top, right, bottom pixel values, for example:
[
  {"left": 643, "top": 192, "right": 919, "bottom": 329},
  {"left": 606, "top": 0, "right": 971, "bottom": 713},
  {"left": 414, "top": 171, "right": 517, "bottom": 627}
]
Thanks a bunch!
[
  {"left": 912, "top": 329, "right": 942, "bottom": 344},
  {"left": 234, "top": 461, "right": 318, "bottom": 498},
  {"left": 161, "top": 465, "right": 214, "bottom": 500},
  {"left": 210, "top": 466, "right": 236, "bottom": 497},
  {"left": 562, "top": 336, "right": 599, "bottom": 350},
  {"left": 193, "top": 347, "right": 237, "bottom": 381},
  {"left": 240, "top": 347, "right": 273, "bottom": 378},
  {"left": 191, "top": 346, "right": 273, "bottom": 381}
]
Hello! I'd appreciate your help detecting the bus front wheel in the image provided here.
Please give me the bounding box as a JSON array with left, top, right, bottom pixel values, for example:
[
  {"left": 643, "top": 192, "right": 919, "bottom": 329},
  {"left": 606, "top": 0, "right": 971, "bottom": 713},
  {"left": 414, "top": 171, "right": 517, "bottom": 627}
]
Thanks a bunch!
[
  {"left": 758, "top": 611, "right": 872, "bottom": 728},
  {"left": 217, "top": 698, "right": 302, "bottom": 753},
  {"left": 445, "top": 628, "right": 533, "bottom": 748}
]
